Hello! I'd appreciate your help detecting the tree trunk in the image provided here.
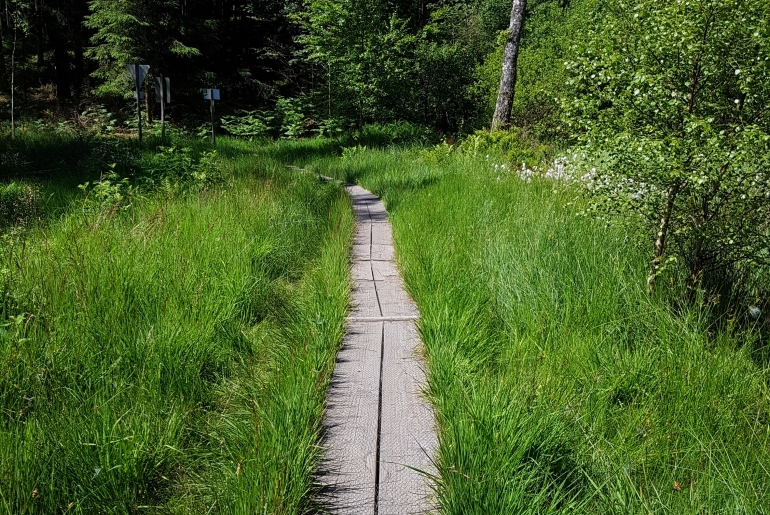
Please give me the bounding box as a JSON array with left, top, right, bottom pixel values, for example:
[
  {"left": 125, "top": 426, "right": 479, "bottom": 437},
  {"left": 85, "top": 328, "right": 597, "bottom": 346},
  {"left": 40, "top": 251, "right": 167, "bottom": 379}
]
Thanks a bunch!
[
  {"left": 73, "top": 33, "right": 85, "bottom": 98},
  {"left": 54, "top": 34, "right": 71, "bottom": 101},
  {"left": 648, "top": 183, "right": 680, "bottom": 294},
  {"left": 0, "top": 19, "right": 6, "bottom": 91},
  {"left": 491, "top": 0, "right": 526, "bottom": 131}
]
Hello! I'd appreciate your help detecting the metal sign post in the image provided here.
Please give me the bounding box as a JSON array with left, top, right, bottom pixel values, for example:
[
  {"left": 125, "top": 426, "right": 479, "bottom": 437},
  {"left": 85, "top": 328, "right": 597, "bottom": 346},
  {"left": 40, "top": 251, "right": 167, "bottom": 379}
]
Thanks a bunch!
[
  {"left": 203, "top": 88, "right": 220, "bottom": 144},
  {"left": 155, "top": 76, "right": 171, "bottom": 140},
  {"left": 126, "top": 64, "right": 150, "bottom": 141}
]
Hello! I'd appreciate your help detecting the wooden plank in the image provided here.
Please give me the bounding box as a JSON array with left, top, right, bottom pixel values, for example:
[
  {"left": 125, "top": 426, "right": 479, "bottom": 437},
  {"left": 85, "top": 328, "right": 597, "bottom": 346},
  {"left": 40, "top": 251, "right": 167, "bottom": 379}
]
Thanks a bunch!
[
  {"left": 351, "top": 260, "right": 374, "bottom": 282},
  {"left": 352, "top": 243, "right": 372, "bottom": 261},
  {"left": 354, "top": 224, "right": 372, "bottom": 246},
  {"left": 371, "top": 244, "right": 395, "bottom": 262},
  {"left": 318, "top": 322, "right": 383, "bottom": 515},
  {"left": 368, "top": 201, "right": 388, "bottom": 222},
  {"left": 350, "top": 280, "right": 381, "bottom": 317},
  {"left": 372, "top": 223, "right": 394, "bottom": 246},
  {"left": 370, "top": 261, "right": 401, "bottom": 282},
  {"left": 322, "top": 182, "right": 436, "bottom": 515},
  {"left": 378, "top": 321, "right": 438, "bottom": 514},
  {"left": 374, "top": 280, "right": 419, "bottom": 318}
]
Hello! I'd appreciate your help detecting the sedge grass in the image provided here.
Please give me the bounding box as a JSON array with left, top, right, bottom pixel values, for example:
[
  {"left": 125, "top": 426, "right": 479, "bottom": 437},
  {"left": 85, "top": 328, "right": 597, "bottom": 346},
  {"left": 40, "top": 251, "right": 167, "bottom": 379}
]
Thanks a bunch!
[
  {"left": 0, "top": 133, "right": 352, "bottom": 514},
  {"left": 295, "top": 143, "right": 770, "bottom": 514}
]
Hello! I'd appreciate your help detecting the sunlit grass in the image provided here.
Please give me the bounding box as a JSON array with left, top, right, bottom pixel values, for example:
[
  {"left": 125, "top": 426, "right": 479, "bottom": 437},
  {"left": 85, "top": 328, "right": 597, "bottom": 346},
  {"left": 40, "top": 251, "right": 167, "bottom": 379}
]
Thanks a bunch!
[
  {"left": 0, "top": 133, "right": 352, "bottom": 514},
  {"left": 312, "top": 145, "right": 770, "bottom": 514}
]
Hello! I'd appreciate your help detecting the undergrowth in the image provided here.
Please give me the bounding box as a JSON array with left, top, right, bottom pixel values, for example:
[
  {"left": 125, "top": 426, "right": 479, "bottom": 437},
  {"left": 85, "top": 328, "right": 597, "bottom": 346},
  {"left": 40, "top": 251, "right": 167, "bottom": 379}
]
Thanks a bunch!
[
  {"left": 0, "top": 132, "right": 352, "bottom": 514},
  {"left": 292, "top": 142, "right": 770, "bottom": 514}
]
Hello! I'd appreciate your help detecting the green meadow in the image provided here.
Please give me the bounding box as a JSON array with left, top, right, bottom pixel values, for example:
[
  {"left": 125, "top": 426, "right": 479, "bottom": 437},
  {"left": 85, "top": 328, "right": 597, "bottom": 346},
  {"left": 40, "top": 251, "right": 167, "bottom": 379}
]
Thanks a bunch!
[
  {"left": 0, "top": 132, "right": 352, "bottom": 513},
  {"left": 1, "top": 131, "right": 768, "bottom": 514},
  {"left": 296, "top": 141, "right": 770, "bottom": 514}
]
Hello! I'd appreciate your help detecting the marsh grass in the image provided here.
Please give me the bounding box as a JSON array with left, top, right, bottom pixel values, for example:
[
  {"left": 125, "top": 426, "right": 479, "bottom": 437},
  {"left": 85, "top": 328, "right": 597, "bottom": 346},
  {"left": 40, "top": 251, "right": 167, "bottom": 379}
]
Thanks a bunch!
[
  {"left": 0, "top": 132, "right": 352, "bottom": 513},
  {"left": 307, "top": 145, "right": 770, "bottom": 514}
]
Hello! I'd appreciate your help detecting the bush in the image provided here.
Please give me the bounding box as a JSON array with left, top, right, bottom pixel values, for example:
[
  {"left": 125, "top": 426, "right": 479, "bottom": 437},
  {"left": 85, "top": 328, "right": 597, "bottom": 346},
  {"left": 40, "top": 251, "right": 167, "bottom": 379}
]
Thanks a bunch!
[
  {"left": 355, "top": 122, "right": 438, "bottom": 147},
  {"left": 567, "top": 0, "right": 770, "bottom": 302},
  {"left": 458, "top": 129, "right": 549, "bottom": 167},
  {"left": 220, "top": 110, "right": 276, "bottom": 139}
]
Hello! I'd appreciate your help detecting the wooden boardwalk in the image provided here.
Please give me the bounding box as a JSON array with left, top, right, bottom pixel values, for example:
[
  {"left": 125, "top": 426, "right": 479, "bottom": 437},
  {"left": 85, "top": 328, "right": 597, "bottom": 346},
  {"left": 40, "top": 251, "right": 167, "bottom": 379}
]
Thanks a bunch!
[{"left": 317, "top": 184, "right": 437, "bottom": 514}]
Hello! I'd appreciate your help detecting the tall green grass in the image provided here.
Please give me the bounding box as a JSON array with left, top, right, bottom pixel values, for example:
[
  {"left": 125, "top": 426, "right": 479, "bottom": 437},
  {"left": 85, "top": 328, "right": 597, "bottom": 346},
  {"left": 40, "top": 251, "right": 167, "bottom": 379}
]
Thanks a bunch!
[
  {"left": 0, "top": 134, "right": 352, "bottom": 513},
  {"left": 307, "top": 145, "right": 770, "bottom": 514}
]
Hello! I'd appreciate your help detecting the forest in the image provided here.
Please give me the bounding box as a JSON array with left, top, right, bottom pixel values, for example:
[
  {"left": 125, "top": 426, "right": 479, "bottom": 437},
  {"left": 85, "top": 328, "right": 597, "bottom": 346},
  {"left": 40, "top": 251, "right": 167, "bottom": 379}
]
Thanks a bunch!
[{"left": 1, "top": 0, "right": 770, "bottom": 513}]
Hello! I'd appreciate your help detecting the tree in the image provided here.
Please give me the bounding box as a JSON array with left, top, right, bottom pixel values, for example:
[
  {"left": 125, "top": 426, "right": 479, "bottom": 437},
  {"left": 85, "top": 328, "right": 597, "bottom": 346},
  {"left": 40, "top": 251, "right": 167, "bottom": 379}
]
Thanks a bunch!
[
  {"left": 85, "top": 0, "right": 200, "bottom": 99},
  {"left": 567, "top": 0, "right": 770, "bottom": 299},
  {"left": 490, "top": 0, "right": 526, "bottom": 130}
]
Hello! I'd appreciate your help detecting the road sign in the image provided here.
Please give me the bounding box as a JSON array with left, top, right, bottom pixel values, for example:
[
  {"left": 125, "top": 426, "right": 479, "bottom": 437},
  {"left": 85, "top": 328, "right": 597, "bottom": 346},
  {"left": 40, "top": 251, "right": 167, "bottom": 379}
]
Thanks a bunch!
[
  {"left": 203, "top": 89, "right": 221, "bottom": 144},
  {"left": 155, "top": 76, "right": 171, "bottom": 140},
  {"left": 127, "top": 64, "right": 150, "bottom": 142},
  {"left": 155, "top": 77, "right": 171, "bottom": 104},
  {"left": 126, "top": 64, "right": 150, "bottom": 88},
  {"left": 203, "top": 89, "right": 220, "bottom": 101}
]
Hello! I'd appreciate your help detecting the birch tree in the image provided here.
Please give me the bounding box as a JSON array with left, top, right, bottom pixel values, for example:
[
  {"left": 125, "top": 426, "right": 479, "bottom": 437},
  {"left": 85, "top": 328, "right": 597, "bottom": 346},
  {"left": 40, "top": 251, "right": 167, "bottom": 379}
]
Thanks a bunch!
[
  {"left": 567, "top": 0, "right": 770, "bottom": 299},
  {"left": 491, "top": 0, "right": 526, "bottom": 130}
]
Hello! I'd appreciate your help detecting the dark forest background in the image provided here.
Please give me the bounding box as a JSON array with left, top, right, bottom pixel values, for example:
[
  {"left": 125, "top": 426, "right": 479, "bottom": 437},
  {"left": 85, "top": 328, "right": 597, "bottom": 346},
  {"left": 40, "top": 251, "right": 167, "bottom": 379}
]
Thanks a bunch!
[{"left": 0, "top": 0, "right": 582, "bottom": 135}]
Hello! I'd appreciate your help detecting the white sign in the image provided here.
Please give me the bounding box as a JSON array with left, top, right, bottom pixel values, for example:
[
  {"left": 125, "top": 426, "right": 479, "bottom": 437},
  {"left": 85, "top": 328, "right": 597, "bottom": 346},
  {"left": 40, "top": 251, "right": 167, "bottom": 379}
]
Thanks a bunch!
[
  {"left": 155, "top": 77, "right": 171, "bottom": 103},
  {"left": 203, "top": 88, "right": 220, "bottom": 101}
]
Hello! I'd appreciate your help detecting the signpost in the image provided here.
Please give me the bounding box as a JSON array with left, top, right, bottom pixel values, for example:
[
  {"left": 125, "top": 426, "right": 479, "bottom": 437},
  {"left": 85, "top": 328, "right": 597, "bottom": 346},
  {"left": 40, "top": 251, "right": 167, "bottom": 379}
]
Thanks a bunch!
[
  {"left": 155, "top": 76, "right": 171, "bottom": 140},
  {"left": 126, "top": 64, "right": 150, "bottom": 141},
  {"left": 203, "top": 88, "right": 220, "bottom": 144}
]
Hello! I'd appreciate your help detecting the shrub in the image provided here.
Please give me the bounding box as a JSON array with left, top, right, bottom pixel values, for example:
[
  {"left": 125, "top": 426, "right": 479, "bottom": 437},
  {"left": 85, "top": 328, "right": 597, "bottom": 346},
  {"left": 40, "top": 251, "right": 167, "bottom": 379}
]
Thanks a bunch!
[
  {"left": 355, "top": 121, "right": 437, "bottom": 147},
  {"left": 220, "top": 110, "right": 276, "bottom": 138},
  {"left": 566, "top": 0, "right": 770, "bottom": 302},
  {"left": 458, "top": 129, "right": 549, "bottom": 168}
]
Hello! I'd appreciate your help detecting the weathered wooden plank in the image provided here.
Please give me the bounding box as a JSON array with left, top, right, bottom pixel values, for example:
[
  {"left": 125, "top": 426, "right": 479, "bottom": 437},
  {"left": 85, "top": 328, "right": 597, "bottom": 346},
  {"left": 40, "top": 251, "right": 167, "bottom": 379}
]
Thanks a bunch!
[
  {"left": 351, "top": 260, "right": 374, "bottom": 282},
  {"left": 319, "top": 322, "right": 383, "bottom": 515},
  {"left": 354, "top": 224, "right": 372, "bottom": 246},
  {"left": 378, "top": 321, "right": 437, "bottom": 514},
  {"left": 371, "top": 244, "right": 395, "bottom": 261},
  {"left": 350, "top": 280, "right": 381, "bottom": 317},
  {"left": 372, "top": 222, "right": 394, "bottom": 246},
  {"left": 322, "top": 181, "right": 436, "bottom": 515},
  {"left": 374, "top": 280, "right": 419, "bottom": 318},
  {"left": 352, "top": 243, "right": 372, "bottom": 261},
  {"left": 370, "top": 260, "right": 401, "bottom": 282},
  {"left": 368, "top": 201, "right": 388, "bottom": 222}
]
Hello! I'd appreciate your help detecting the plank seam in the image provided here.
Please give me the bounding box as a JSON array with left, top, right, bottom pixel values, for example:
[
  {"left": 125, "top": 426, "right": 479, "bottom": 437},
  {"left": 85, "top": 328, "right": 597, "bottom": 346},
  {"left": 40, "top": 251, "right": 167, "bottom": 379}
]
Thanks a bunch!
[
  {"left": 349, "top": 316, "right": 419, "bottom": 322},
  {"left": 373, "top": 322, "right": 385, "bottom": 515}
]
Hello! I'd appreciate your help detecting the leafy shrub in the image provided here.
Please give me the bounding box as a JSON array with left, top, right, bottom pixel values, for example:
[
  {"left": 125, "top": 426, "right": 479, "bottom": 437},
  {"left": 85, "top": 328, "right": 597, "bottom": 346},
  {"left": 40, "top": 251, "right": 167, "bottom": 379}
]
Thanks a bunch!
[
  {"left": 356, "top": 122, "right": 437, "bottom": 147},
  {"left": 220, "top": 110, "right": 276, "bottom": 138},
  {"left": 141, "top": 146, "right": 223, "bottom": 190},
  {"left": 276, "top": 96, "right": 311, "bottom": 138},
  {"left": 77, "top": 106, "right": 118, "bottom": 135},
  {"left": 0, "top": 182, "right": 38, "bottom": 229},
  {"left": 567, "top": 0, "right": 770, "bottom": 301},
  {"left": 77, "top": 167, "right": 136, "bottom": 218},
  {"left": 458, "top": 129, "right": 549, "bottom": 168}
]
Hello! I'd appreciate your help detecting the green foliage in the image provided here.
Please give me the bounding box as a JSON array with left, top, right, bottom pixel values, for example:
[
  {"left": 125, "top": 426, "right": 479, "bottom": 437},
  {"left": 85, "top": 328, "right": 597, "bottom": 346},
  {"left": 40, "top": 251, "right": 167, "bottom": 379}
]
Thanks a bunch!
[
  {"left": 85, "top": 0, "right": 200, "bottom": 97},
  {"left": 276, "top": 96, "right": 311, "bottom": 138},
  {"left": 295, "top": 0, "right": 491, "bottom": 132},
  {"left": 314, "top": 144, "right": 770, "bottom": 514},
  {"left": 77, "top": 167, "right": 136, "bottom": 217},
  {"left": 473, "top": 0, "right": 597, "bottom": 135},
  {"left": 0, "top": 136, "right": 352, "bottom": 513},
  {"left": 566, "top": 0, "right": 770, "bottom": 299},
  {"left": 458, "top": 129, "right": 550, "bottom": 167},
  {"left": 355, "top": 122, "right": 437, "bottom": 147},
  {"left": 220, "top": 110, "right": 276, "bottom": 139},
  {"left": 0, "top": 182, "right": 37, "bottom": 230}
]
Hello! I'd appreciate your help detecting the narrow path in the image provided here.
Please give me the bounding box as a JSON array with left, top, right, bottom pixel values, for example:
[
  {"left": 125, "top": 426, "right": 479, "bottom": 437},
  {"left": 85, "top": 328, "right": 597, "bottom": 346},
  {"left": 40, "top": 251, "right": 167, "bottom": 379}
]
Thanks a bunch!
[{"left": 318, "top": 184, "right": 437, "bottom": 514}]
